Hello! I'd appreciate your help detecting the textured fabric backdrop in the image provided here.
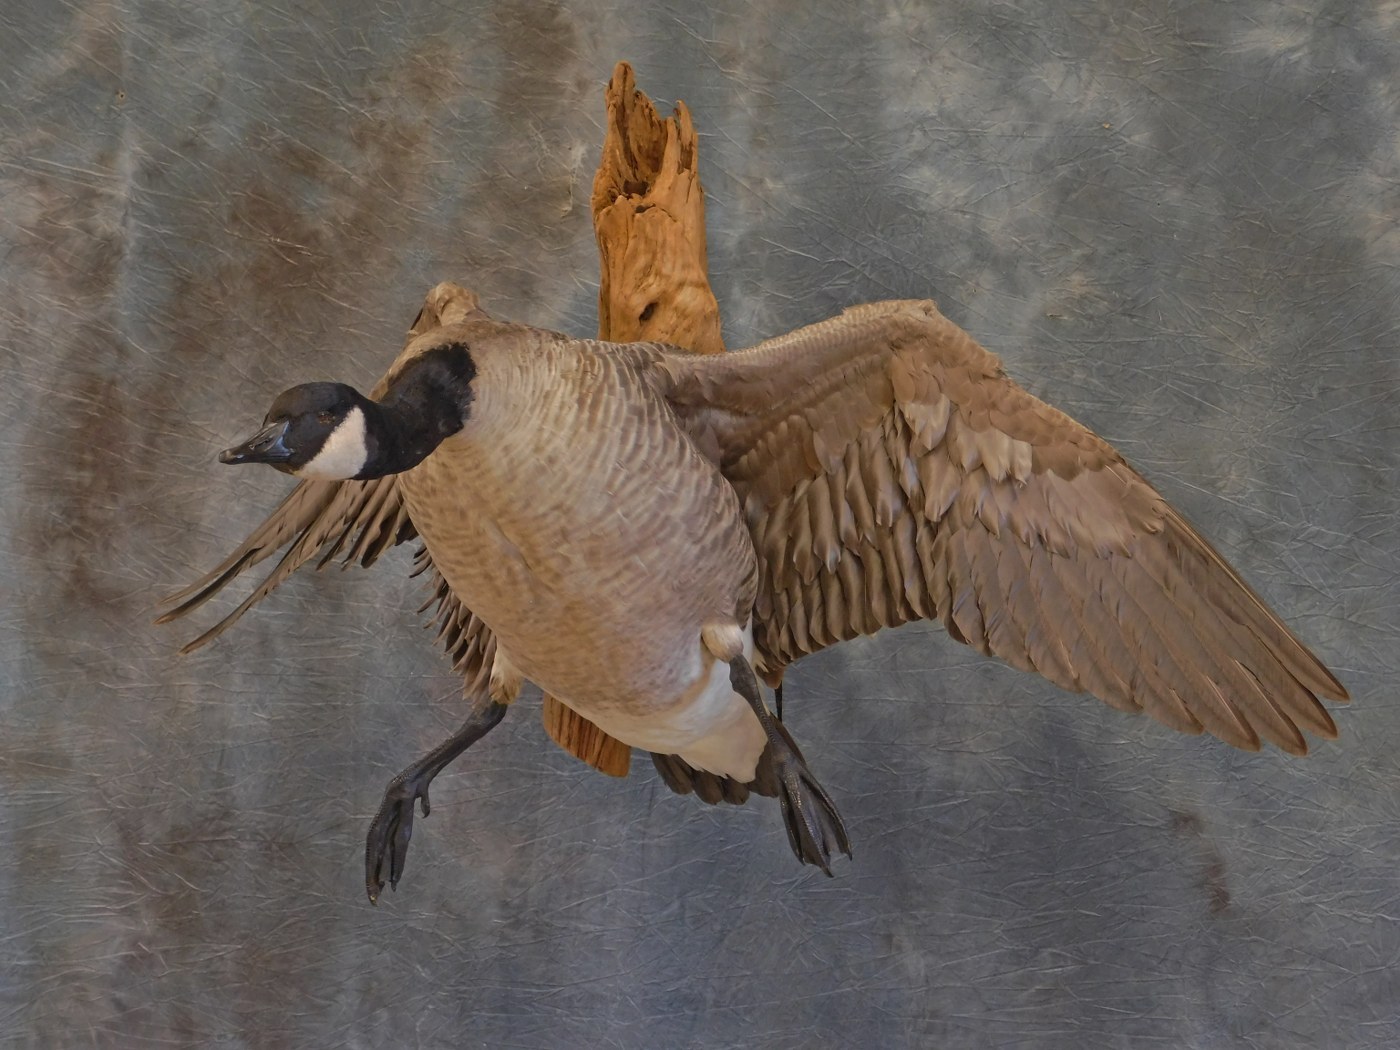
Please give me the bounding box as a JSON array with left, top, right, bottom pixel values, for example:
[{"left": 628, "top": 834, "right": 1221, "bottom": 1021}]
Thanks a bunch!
[{"left": 2, "top": 2, "right": 1394, "bottom": 1047}]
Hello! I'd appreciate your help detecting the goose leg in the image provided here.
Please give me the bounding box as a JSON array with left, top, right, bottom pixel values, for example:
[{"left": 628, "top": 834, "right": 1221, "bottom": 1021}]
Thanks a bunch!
[
  {"left": 728, "top": 657, "right": 852, "bottom": 874},
  {"left": 365, "top": 694, "right": 508, "bottom": 903}
]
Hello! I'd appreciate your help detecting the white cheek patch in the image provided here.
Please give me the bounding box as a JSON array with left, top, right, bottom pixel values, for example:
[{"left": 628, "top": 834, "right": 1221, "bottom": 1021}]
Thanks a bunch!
[{"left": 295, "top": 406, "right": 369, "bottom": 480}]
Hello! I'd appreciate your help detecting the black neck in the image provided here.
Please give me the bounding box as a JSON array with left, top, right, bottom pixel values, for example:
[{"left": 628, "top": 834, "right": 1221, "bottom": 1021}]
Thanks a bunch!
[{"left": 359, "top": 343, "right": 477, "bottom": 478}]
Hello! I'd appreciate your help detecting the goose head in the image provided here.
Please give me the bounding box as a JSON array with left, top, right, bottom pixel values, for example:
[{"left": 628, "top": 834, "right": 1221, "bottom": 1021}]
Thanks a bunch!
[{"left": 219, "top": 343, "right": 477, "bottom": 480}]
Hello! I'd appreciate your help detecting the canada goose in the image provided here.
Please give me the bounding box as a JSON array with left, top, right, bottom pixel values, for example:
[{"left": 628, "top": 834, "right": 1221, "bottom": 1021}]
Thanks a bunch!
[{"left": 161, "top": 281, "right": 1348, "bottom": 902}]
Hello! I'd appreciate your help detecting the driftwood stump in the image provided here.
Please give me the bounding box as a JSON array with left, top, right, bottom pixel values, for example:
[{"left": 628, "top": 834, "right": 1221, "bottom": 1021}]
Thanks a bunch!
[{"left": 539, "top": 62, "right": 727, "bottom": 777}]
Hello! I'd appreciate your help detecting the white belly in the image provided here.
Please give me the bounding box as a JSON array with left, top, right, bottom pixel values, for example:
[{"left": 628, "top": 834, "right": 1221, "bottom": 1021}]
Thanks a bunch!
[{"left": 551, "top": 625, "right": 768, "bottom": 782}]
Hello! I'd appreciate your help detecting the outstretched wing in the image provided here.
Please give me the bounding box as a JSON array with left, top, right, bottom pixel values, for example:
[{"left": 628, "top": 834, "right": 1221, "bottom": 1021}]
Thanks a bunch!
[
  {"left": 157, "top": 282, "right": 497, "bottom": 697},
  {"left": 661, "top": 300, "right": 1349, "bottom": 755}
]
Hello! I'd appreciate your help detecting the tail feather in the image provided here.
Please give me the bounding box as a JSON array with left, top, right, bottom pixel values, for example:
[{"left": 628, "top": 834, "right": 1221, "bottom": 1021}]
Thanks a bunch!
[{"left": 651, "top": 743, "right": 781, "bottom": 806}]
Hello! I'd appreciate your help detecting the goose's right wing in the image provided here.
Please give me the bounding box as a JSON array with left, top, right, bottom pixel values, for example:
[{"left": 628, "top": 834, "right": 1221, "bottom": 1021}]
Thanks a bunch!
[{"left": 156, "top": 473, "right": 413, "bottom": 650}]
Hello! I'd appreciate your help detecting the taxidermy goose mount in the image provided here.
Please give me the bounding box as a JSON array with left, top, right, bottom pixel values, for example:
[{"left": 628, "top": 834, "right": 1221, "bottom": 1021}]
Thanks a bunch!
[{"left": 160, "top": 282, "right": 1348, "bottom": 903}]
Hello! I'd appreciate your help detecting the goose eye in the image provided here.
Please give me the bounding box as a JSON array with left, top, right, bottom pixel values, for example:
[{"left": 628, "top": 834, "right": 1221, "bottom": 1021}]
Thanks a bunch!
[{"left": 316, "top": 410, "right": 336, "bottom": 425}]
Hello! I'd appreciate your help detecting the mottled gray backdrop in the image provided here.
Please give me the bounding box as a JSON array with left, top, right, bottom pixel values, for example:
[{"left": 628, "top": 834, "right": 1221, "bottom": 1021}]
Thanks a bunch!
[{"left": 2, "top": 1, "right": 1395, "bottom": 1047}]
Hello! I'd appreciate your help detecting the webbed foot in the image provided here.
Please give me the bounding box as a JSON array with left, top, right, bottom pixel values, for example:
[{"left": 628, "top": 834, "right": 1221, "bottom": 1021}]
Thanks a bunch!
[
  {"left": 767, "top": 718, "right": 851, "bottom": 874},
  {"left": 728, "top": 657, "right": 852, "bottom": 874},
  {"left": 366, "top": 769, "right": 432, "bottom": 902}
]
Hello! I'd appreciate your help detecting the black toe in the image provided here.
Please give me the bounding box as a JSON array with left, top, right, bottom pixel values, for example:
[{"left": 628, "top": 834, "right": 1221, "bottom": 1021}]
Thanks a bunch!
[{"left": 365, "top": 773, "right": 428, "bottom": 903}]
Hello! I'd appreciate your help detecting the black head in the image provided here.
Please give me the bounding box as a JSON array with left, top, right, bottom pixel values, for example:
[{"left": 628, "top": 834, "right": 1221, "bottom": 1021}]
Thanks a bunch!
[
  {"left": 218, "top": 344, "right": 477, "bottom": 481},
  {"left": 219, "top": 382, "right": 373, "bottom": 479}
]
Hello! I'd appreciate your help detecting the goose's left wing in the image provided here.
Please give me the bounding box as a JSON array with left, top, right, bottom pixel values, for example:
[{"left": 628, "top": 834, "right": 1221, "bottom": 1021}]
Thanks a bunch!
[{"left": 659, "top": 300, "right": 1348, "bottom": 755}]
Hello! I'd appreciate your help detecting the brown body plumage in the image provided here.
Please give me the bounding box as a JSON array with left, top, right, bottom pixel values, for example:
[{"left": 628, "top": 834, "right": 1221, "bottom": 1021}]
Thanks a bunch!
[
  {"left": 162, "top": 282, "right": 1348, "bottom": 885},
  {"left": 399, "top": 324, "right": 765, "bottom": 774}
]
